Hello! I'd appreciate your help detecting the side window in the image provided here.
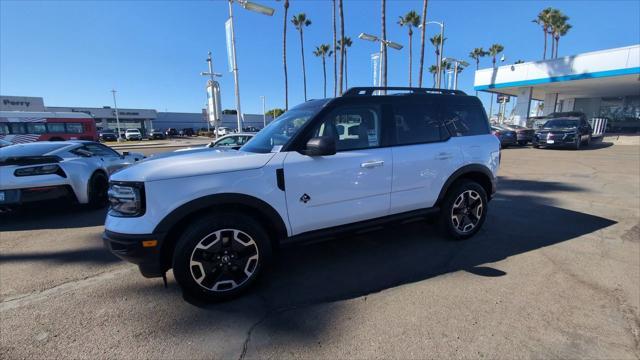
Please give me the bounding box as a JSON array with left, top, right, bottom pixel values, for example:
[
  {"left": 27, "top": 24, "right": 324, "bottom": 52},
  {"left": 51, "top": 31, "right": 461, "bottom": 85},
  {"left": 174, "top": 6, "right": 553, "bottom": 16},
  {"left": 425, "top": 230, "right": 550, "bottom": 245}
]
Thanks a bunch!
[
  {"left": 66, "top": 123, "right": 84, "bottom": 134},
  {"left": 313, "top": 104, "right": 382, "bottom": 151},
  {"left": 83, "top": 143, "right": 120, "bottom": 157},
  {"left": 441, "top": 102, "right": 489, "bottom": 137},
  {"left": 0, "top": 123, "right": 7, "bottom": 135},
  {"left": 47, "top": 123, "right": 65, "bottom": 133},
  {"left": 26, "top": 123, "right": 47, "bottom": 134},
  {"left": 393, "top": 103, "right": 445, "bottom": 145},
  {"left": 9, "top": 123, "right": 26, "bottom": 134},
  {"left": 217, "top": 137, "right": 238, "bottom": 145}
]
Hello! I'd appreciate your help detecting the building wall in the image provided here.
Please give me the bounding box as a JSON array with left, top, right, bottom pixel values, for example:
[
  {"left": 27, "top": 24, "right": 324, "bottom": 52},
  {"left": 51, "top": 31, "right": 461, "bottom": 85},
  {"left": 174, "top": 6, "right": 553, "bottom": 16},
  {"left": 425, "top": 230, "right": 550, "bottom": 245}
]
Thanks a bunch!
[{"left": 0, "top": 96, "right": 46, "bottom": 111}]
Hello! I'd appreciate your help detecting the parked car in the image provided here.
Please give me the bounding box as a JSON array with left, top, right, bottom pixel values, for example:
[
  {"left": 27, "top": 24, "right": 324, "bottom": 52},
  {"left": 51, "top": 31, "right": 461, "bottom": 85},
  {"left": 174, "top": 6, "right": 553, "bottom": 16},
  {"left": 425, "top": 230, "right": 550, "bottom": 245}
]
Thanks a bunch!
[
  {"left": 165, "top": 128, "right": 178, "bottom": 138},
  {"left": 125, "top": 129, "right": 142, "bottom": 141},
  {"left": 533, "top": 117, "right": 592, "bottom": 150},
  {"left": 0, "top": 141, "right": 143, "bottom": 209},
  {"left": 149, "top": 129, "right": 166, "bottom": 140},
  {"left": 499, "top": 124, "right": 535, "bottom": 145},
  {"left": 491, "top": 125, "right": 517, "bottom": 148},
  {"left": 104, "top": 86, "right": 499, "bottom": 302},
  {"left": 242, "top": 126, "right": 260, "bottom": 133},
  {"left": 182, "top": 128, "right": 195, "bottom": 137},
  {"left": 209, "top": 133, "right": 254, "bottom": 150},
  {"left": 216, "top": 127, "right": 231, "bottom": 136},
  {"left": 98, "top": 129, "right": 118, "bottom": 142}
]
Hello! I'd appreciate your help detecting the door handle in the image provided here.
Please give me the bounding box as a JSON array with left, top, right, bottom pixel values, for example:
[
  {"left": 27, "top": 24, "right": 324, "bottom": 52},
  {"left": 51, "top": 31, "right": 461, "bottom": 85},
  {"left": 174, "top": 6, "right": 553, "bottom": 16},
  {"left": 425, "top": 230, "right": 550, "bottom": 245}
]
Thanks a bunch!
[
  {"left": 361, "top": 160, "right": 384, "bottom": 168},
  {"left": 435, "top": 152, "right": 453, "bottom": 160}
]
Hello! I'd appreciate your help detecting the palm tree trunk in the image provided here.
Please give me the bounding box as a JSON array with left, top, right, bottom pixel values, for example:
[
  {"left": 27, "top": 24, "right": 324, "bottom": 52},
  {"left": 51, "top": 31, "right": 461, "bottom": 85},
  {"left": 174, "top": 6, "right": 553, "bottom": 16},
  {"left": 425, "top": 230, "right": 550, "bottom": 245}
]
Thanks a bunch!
[
  {"left": 408, "top": 31, "right": 413, "bottom": 87},
  {"left": 344, "top": 50, "right": 348, "bottom": 89},
  {"left": 432, "top": 73, "right": 436, "bottom": 87},
  {"left": 381, "top": 0, "right": 387, "bottom": 89},
  {"left": 299, "top": 29, "right": 307, "bottom": 101},
  {"left": 332, "top": 0, "right": 337, "bottom": 97},
  {"left": 555, "top": 36, "right": 559, "bottom": 58},
  {"left": 322, "top": 56, "right": 327, "bottom": 98},
  {"left": 418, "top": 0, "right": 428, "bottom": 87},
  {"left": 283, "top": 0, "right": 289, "bottom": 110},
  {"left": 550, "top": 35, "right": 556, "bottom": 59},
  {"left": 542, "top": 27, "right": 547, "bottom": 60},
  {"left": 338, "top": 0, "right": 345, "bottom": 95}
]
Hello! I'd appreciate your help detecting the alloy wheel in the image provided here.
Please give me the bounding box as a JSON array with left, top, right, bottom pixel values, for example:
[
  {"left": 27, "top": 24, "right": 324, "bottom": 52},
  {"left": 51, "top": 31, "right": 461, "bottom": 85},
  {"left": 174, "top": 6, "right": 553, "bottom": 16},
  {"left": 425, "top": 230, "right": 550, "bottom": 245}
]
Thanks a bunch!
[
  {"left": 189, "top": 229, "right": 259, "bottom": 292},
  {"left": 450, "top": 190, "right": 483, "bottom": 234}
]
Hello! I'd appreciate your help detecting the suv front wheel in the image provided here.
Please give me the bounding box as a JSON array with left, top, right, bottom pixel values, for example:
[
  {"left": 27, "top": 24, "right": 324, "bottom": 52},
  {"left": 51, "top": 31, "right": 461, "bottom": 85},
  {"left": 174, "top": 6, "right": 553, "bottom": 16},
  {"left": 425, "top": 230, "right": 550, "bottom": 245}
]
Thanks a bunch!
[
  {"left": 172, "top": 213, "right": 272, "bottom": 302},
  {"left": 439, "top": 179, "right": 488, "bottom": 240}
]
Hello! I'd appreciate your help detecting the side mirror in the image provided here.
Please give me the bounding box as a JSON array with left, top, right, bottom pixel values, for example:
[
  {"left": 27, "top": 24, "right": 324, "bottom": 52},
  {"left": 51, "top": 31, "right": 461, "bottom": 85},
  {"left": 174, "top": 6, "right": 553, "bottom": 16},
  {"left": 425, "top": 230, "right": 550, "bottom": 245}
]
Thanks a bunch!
[{"left": 304, "top": 136, "right": 336, "bottom": 156}]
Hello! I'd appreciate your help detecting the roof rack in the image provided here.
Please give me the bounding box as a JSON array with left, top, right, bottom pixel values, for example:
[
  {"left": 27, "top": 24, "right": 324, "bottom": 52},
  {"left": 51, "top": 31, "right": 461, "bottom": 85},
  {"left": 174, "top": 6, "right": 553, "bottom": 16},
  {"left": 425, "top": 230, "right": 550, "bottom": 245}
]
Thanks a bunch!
[{"left": 342, "top": 87, "right": 466, "bottom": 97}]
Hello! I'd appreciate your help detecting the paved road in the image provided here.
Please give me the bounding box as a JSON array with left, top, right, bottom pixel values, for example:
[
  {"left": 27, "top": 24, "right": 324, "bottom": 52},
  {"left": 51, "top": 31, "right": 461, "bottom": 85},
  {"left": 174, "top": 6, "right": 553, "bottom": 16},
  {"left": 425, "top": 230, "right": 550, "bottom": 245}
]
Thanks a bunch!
[{"left": 1, "top": 142, "right": 639, "bottom": 359}]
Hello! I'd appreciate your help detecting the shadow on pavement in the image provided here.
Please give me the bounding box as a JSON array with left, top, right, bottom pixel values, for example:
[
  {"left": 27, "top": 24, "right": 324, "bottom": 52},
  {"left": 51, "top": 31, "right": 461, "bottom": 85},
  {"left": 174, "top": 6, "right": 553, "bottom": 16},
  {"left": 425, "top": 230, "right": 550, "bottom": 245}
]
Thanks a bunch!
[
  {"left": 103, "top": 178, "right": 616, "bottom": 344},
  {"left": 0, "top": 246, "right": 120, "bottom": 265},
  {"left": 0, "top": 203, "right": 108, "bottom": 232}
]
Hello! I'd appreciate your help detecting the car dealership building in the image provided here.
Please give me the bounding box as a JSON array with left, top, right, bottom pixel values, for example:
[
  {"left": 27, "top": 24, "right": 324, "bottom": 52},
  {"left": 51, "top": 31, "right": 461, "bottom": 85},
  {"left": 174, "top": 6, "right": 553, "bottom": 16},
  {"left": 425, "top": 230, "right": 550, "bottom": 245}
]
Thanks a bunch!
[{"left": 474, "top": 44, "right": 640, "bottom": 132}]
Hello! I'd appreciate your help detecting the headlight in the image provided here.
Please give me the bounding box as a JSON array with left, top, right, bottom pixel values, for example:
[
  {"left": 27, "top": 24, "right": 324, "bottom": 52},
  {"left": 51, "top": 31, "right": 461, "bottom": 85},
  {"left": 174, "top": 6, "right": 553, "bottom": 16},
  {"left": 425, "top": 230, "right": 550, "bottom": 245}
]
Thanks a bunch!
[
  {"left": 14, "top": 164, "right": 65, "bottom": 177},
  {"left": 108, "top": 182, "right": 145, "bottom": 217}
]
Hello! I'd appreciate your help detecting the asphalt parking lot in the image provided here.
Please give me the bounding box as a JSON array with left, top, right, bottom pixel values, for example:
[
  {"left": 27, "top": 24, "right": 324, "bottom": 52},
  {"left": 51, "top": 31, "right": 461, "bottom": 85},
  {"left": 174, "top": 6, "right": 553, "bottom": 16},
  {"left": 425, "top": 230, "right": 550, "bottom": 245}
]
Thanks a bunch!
[{"left": 1, "top": 142, "right": 639, "bottom": 359}]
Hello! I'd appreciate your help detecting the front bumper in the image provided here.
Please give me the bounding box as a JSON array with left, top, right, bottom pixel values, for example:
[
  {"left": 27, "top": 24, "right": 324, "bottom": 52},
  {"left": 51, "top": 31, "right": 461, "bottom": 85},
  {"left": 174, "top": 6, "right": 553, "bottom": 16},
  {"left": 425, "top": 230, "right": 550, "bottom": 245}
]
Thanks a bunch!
[
  {"left": 103, "top": 230, "right": 166, "bottom": 278},
  {"left": 0, "top": 185, "right": 74, "bottom": 206},
  {"left": 534, "top": 133, "right": 577, "bottom": 146}
]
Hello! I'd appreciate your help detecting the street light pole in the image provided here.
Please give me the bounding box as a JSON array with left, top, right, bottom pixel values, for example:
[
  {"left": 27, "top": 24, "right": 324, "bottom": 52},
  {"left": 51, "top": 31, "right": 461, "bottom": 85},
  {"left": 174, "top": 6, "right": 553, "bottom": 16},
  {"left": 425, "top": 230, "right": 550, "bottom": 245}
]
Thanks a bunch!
[
  {"left": 228, "top": 0, "right": 243, "bottom": 133},
  {"left": 201, "top": 51, "right": 222, "bottom": 138},
  {"left": 260, "top": 96, "right": 266, "bottom": 128},
  {"left": 438, "top": 22, "right": 445, "bottom": 89},
  {"left": 358, "top": 32, "right": 403, "bottom": 94},
  {"left": 111, "top": 89, "right": 122, "bottom": 142}
]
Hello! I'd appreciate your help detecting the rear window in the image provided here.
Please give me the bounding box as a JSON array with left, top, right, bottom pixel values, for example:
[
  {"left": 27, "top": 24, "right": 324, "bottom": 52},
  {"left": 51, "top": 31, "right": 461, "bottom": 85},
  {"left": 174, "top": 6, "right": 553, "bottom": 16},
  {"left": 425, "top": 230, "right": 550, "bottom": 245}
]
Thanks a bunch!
[
  {"left": 0, "top": 142, "right": 69, "bottom": 157},
  {"left": 441, "top": 100, "right": 489, "bottom": 137}
]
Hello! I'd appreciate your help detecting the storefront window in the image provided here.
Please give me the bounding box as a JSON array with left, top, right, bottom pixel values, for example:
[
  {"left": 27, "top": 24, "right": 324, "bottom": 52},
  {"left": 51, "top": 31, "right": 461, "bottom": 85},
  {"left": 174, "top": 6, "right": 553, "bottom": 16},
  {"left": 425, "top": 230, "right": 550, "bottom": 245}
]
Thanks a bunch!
[{"left": 599, "top": 96, "right": 640, "bottom": 133}]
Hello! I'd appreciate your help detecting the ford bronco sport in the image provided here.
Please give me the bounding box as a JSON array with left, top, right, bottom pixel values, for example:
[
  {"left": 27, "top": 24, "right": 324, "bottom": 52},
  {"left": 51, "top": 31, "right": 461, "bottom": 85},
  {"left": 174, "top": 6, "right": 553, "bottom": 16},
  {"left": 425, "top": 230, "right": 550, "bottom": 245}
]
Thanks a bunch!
[{"left": 104, "top": 87, "right": 500, "bottom": 301}]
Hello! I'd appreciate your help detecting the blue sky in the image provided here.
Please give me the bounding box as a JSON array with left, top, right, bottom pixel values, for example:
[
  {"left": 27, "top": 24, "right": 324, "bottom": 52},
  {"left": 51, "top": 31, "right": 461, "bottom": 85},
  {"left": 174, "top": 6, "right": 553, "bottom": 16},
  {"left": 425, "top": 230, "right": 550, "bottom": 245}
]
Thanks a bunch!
[{"left": 1, "top": 0, "right": 639, "bottom": 115}]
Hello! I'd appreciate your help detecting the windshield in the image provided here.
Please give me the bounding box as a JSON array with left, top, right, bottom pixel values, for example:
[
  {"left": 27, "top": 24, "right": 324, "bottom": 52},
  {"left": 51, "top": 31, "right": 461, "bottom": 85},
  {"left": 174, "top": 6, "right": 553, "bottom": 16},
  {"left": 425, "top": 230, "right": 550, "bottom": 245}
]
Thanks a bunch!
[
  {"left": 240, "top": 109, "right": 318, "bottom": 153},
  {"left": 543, "top": 119, "right": 579, "bottom": 128},
  {"left": 0, "top": 142, "right": 69, "bottom": 157}
]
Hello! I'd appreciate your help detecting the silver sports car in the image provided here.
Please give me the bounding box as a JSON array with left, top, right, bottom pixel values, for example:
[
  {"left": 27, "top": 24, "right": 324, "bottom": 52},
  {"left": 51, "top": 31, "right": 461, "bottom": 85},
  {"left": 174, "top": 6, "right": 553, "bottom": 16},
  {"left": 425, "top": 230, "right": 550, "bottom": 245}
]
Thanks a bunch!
[{"left": 0, "top": 141, "right": 144, "bottom": 208}]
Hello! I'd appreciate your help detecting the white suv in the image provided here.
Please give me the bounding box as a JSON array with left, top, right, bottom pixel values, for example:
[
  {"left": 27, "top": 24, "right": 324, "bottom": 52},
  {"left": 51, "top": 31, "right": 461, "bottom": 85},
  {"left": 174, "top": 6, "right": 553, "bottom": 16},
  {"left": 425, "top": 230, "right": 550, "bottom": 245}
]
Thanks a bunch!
[
  {"left": 104, "top": 87, "right": 500, "bottom": 301},
  {"left": 124, "top": 129, "right": 142, "bottom": 141}
]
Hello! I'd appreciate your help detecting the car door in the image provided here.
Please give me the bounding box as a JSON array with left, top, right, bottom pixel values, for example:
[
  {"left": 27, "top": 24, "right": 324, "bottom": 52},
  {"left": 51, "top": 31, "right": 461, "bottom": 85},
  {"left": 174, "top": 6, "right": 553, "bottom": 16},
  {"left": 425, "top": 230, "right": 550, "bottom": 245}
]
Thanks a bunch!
[
  {"left": 389, "top": 98, "right": 463, "bottom": 213},
  {"left": 283, "top": 102, "right": 393, "bottom": 235}
]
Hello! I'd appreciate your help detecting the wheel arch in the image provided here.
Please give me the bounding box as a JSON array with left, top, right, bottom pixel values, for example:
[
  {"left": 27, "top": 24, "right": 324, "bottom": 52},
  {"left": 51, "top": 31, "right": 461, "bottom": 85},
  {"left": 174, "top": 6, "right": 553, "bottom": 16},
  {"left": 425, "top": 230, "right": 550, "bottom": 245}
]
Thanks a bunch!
[
  {"left": 154, "top": 193, "right": 288, "bottom": 273},
  {"left": 436, "top": 164, "right": 496, "bottom": 206}
]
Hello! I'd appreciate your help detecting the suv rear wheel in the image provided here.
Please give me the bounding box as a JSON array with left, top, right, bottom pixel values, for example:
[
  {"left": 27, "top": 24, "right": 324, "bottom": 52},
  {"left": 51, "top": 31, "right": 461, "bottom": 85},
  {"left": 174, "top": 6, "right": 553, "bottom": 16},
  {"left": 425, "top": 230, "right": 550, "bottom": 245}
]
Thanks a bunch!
[
  {"left": 172, "top": 213, "right": 271, "bottom": 302},
  {"left": 439, "top": 180, "right": 488, "bottom": 240}
]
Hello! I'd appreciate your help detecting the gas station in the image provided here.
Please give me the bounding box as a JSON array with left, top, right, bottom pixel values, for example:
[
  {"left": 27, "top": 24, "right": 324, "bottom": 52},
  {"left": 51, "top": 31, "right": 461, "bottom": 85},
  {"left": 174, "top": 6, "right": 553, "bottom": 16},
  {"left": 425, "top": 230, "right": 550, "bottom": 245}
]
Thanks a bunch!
[{"left": 474, "top": 44, "right": 640, "bottom": 132}]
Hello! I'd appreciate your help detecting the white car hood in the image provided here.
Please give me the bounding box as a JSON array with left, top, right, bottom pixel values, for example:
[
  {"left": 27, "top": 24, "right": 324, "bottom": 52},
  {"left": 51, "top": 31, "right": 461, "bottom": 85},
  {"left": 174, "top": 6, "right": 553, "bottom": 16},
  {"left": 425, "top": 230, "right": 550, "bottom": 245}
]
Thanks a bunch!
[{"left": 110, "top": 149, "right": 277, "bottom": 182}]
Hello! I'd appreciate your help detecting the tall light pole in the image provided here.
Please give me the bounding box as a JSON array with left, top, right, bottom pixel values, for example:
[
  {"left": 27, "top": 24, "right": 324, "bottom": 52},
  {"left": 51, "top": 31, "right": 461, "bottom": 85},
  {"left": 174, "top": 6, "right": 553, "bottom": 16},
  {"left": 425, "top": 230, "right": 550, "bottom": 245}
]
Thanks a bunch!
[
  {"left": 201, "top": 51, "right": 222, "bottom": 137},
  {"left": 111, "top": 89, "right": 122, "bottom": 142},
  {"left": 358, "top": 32, "right": 403, "bottom": 93},
  {"left": 421, "top": 21, "right": 444, "bottom": 88},
  {"left": 260, "top": 95, "right": 266, "bottom": 128},
  {"left": 226, "top": 0, "right": 275, "bottom": 132}
]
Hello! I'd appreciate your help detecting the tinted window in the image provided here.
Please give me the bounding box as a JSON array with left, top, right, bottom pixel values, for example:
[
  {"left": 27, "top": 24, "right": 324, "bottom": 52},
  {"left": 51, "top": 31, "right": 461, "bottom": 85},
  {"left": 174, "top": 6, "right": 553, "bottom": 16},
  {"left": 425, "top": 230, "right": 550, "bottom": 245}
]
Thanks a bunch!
[
  {"left": 393, "top": 103, "right": 445, "bottom": 145},
  {"left": 312, "top": 104, "right": 382, "bottom": 151},
  {"left": 47, "top": 123, "right": 65, "bottom": 133},
  {"left": 66, "top": 123, "right": 83, "bottom": 134},
  {"left": 27, "top": 123, "right": 47, "bottom": 134},
  {"left": 0, "top": 123, "right": 7, "bottom": 135},
  {"left": 82, "top": 143, "right": 119, "bottom": 157},
  {"left": 9, "top": 123, "right": 26, "bottom": 134},
  {"left": 441, "top": 101, "right": 489, "bottom": 136},
  {"left": 217, "top": 136, "right": 240, "bottom": 145}
]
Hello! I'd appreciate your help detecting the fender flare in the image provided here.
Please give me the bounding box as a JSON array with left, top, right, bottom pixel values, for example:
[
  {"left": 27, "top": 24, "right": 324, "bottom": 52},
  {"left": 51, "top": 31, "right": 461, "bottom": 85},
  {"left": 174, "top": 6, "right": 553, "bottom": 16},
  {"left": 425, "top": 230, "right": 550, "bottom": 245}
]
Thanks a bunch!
[
  {"left": 435, "top": 164, "right": 496, "bottom": 205},
  {"left": 153, "top": 193, "right": 288, "bottom": 240}
]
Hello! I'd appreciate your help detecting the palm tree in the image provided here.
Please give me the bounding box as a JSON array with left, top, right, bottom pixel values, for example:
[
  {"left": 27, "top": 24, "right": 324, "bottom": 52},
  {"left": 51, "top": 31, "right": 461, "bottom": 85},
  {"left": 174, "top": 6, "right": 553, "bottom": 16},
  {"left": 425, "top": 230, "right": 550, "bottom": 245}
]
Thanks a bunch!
[
  {"left": 488, "top": 43, "right": 504, "bottom": 68},
  {"left": 430, "top": 34, "right": 446, "bottom": 75},
  {"left": 418, "top": 0, "right": 428, "bottom": 87},
  {"left": 381, "top": 0, "right": 387, "bottom": 88},
  {"left": 469, "top": 47, "right": 487, "bottom": 95},
  {"left": 338, "top": 0, "right": 345, "bottom": 95},
  {"left": 292, "top": 13, "right": 312, "bottom": 101},
  {"left": 398, "top": 10, "right": 421, "bottom": 86},
  {"left": 313, "top": 44, "right": 333, "bottom": 98},
  {"left": 532, "top": 7, "right": 554, "bottom": 60},
  {"left": 332, "top": 0, "right": 337, "bottom": 97},
  {"left": 337, "top": 37, "right": 353, "bottom": 89},
  {"left": 428, "top": 65, "right": 438, "bottom": 87},
  {"left": 550, "top": 12, "right": 570, "bottom": 58},
  {"left": 282, "top": 0, "right": 290, "bottom": 110}
]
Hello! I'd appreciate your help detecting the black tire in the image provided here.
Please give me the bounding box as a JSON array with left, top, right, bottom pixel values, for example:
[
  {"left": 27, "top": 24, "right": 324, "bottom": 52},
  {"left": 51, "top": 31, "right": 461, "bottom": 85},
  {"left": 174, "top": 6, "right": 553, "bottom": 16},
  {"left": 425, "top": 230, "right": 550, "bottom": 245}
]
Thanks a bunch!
[
  {"left": 573, "top": 136, "right": 581, "bottom": 150},
  {"left": 518, "top": 140, "right": 527, "bottom": 146},
  {"left": 584, "top": 135, "right": 591, "bottom": 147},
  {"left": 438, "top": 180, "right": 488, "bottom": 240},
  {"left": 87, "top": 172, "right": 109, "bottom": 208},
  {"left": 172, "top": 213, "right": 272, "bottom": 302}
]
